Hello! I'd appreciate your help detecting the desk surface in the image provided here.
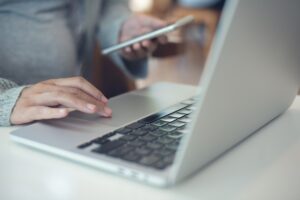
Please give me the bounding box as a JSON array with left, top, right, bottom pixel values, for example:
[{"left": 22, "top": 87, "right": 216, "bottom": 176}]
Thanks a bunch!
[{"left": 1, "top": 97, "right": 300, "bottom": 200}]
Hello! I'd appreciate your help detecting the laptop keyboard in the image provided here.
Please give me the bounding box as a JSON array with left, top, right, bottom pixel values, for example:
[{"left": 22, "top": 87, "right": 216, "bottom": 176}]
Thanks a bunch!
[{"left": 77, "top": 97, "right": 197, "bottom": 170}]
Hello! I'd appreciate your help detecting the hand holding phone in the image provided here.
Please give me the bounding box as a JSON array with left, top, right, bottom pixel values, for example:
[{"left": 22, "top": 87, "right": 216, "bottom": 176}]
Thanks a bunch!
[{"left": 102, "top": 15, "right": 195, "bottom": 55}]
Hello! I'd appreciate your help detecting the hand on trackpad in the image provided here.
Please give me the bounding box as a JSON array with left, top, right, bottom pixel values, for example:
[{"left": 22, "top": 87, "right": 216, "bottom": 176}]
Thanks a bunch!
[{"left": 68, "top": 93, "right": 171, "bottom": 127}]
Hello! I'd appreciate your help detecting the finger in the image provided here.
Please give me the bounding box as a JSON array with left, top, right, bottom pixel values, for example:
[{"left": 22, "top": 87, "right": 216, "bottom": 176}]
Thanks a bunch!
[
  {"left": 28, "top": 84, "right": 109, "bottom": 110},
  {"left": 142, "top": 40, "right": 157, "bottom": 53},
  {"left": 30, "top": 91, "right": 112, "bottom": 117},
  {"left": 157, "top": 35, "right": 168, "bottom": 44},
  {"left": 45, "top": 77, "right": 108, "bottom": 103},
  {"left": 121, "top": 46, "right": 137, "bottom": 60},
  {"left": 73, "top": 90, "right": 112, "bottom": 117},
  {"left": 31, "top": 107, "right": 69, "bottom": 121},
  {"left": 125, "top": 47, "right": 132, "bottom": 53},
  {"left": 133, "top": 43, "right": 142, "bottom": 51},
  {"left": 22, "top": 107, "right": 69, "bottom": 124},
  {"left": 132, "top": 43, "right": 148, "bottom": 58}
]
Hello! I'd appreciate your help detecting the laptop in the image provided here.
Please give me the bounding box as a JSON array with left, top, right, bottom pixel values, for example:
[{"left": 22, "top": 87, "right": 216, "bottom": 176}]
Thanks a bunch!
[{"left": 10, "top": 0, "right": 300, "bottom": 187}]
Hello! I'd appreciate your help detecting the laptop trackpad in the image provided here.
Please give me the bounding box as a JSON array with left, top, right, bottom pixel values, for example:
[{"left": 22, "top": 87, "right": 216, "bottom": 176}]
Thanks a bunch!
[{"left": 68, "top": 93, "right": 178, "bottom": 128}]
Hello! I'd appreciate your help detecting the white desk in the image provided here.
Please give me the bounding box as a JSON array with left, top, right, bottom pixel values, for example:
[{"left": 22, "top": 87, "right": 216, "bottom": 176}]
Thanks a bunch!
[{"left": 1, "top": 97, "right": 300, "bottom": 200}]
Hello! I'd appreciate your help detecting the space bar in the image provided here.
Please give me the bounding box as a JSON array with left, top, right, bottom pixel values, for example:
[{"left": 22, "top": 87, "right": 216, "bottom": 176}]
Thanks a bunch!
[{"left": 138, "top": 103, "right": 188, "bottom": 123}]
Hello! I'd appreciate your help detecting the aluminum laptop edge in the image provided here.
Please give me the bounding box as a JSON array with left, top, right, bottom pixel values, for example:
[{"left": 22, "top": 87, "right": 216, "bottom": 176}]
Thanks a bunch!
[{"left": 10, "top": 0, "right": 300, "bottom": 187}]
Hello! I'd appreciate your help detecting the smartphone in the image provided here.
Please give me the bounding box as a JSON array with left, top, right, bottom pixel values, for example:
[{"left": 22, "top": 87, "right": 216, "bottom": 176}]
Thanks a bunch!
[{"left": 101, "top": 15, "right": 195, "bottom": 55}]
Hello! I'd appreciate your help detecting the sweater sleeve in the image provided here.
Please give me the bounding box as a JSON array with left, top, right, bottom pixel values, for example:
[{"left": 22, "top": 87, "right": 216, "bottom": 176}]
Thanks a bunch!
[{"left": 0, "top": 78, "right": 26, "bottom": 126}]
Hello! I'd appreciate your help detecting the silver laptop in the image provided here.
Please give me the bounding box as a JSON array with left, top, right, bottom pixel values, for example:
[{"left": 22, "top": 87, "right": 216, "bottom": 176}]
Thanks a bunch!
[{"left": 10, "top": 0, "right": 300, "bottom": 187}]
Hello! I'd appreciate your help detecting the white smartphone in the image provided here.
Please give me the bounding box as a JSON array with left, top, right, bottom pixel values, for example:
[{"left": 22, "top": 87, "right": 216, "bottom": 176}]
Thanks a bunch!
[{"left": 102, "top": 15, "right": 195, "bottom": 55}]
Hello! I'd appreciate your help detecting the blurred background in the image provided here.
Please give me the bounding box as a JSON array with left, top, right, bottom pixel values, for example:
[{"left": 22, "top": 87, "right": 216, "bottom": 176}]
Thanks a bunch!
[{"left": 97, "top": 0, "right": 225, "bottom": 97}]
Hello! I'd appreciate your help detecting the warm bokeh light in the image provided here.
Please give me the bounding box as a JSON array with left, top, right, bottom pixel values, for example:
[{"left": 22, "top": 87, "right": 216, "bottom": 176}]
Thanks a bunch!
[{"left": 129, "top": 0, "right": 153, "bottom": 12}]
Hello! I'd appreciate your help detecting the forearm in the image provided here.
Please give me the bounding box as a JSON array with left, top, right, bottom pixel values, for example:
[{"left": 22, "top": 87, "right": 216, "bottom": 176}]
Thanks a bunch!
[
  {"left": 0, "top": 78, "right": 26, "bottom": 126},
  {"left": 97, "top": 0, "right": 148, "bottom": 79}
]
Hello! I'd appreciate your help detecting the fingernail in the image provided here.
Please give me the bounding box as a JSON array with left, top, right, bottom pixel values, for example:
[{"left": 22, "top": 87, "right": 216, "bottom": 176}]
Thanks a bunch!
[
  {"left": 87, "top": 104, "right": 96, "bottom": 112},
  {"left": 59, "top": 108, "right": 68, "bottom": 115},
  {"left": 103, "top": 107, "right": 112, "bottom": 116},
  {"left": 101, "top": 95, "right": 108, "bottom": 103},
  {"left": 142, "top": 41, "right": 150, "bottom": 47}
]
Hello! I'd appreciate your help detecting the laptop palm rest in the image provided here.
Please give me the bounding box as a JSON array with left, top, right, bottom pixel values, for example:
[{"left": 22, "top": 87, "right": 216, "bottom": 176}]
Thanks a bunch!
[
  {"left": 69, "top": 83, "right": 197, "bottom": 128},
  {"left": 68, "top": 94, "right": 180, "bottom": 128}
]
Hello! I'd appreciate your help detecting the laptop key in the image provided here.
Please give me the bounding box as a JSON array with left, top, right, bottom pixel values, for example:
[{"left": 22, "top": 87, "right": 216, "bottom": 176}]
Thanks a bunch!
[
  {"left": 157, "top": 136, "right": 175, "bottom": 144},
  {"left": 91, "top": 132, "right": 116, "bottom": 144},
  {"left": 115, "top": 128, "right": 131, "bottom": 134},
  {"left": 150, "top": 130, "right": 167, "bottom": 137},
  {"left": 146, "top": 141, "right": 163, "bottom": 150},
  {"left": 126, "top": 122, "right": 145, "bottom": 129},
  {"left": 99, "top": 132, "right": 116, "bottom": 139},
  {"left": 120, "top": 134, "right": 137, "bottom": 141},
  {"left": 169, "top": 113, "right": 185, "bottom": 118},
  {"left": 168, "top": 131, "right": 184, "bottom": 139},
  {"left": 78, "top": 142, "right": 92, "bottom": 149},
  {"left": 140, "top": 134, "right": 156, "bottom": 142},
  {"left": 139, "top": 113, "right": 165, "bottom": 124},
  {"left": 92, "top": 137, "right": 109, "bottom": 145},
  {"left": 108, "top": 145, "right": 134, "bottom": 157},
  {"left": 156, "top": 148, "right": 175, "bottom": 156},
  {"left": 178, "top": 109, "right": 193, "bottom": 115},
  {"left": 139, "top": 103, "right": 187, "bottom": 123},
  {"left": 141, "top": 124, "right": 158, "bottom": 131},
  {"left": 131, "top": 129, "right": 148, "bottom": 136},
  {"left": 122, "top": 152, "right": 141, "bottom": 162},
  {"left": 160, "top": 117, "right": 177, "bottom": 123},
  {"left": 178, "top": 117, "right": 191, "bottom": 123},
  {"left": 108, "top": 133, "right": 124, "bottom": 141},
  {"left": 186, "top": 105, "right": 197, "bottom": 110},
  {"left": 139, "top": 154, "right": 161, "bottom": 166},
  {"left": 169, "top": 121, "right": 186, "bottom": 128},
  {"left": 152, "top": 120, "right": 168, "bottom": 127},
  {"left": 165, "top": 142, "right": 180, "bottom": 151},
  {"left": 163, "top": 154, "right": 175, "bottom": 164},
  {"left": 135, "top": 147, "right": 152, "bottom": 156},
  {"left": 159, "top": 125, "right": 177, "bottom": 132},
  {"left": 153, "top": 160, "right": 170, "bottom": 170},
  {"left": 92, "top": 140, "right": 126, "bottom": 154},
  {"left": 127, "top": 139, "right": 145, "bottom": 147},
  {"left": 176, "top": 126, "right": 187, "bottom": 131}
]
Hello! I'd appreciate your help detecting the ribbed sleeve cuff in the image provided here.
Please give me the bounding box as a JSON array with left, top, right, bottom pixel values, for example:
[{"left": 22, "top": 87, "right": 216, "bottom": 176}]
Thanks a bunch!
[{"left": 0, "top": 86, "right": 26, "bottom": 126}]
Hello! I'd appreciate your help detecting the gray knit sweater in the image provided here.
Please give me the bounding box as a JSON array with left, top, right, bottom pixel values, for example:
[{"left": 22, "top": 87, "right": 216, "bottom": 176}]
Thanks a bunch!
[
  {"left": 0, "top": 0, "right": 147, "bottom": 126},
  {"left": 0, "top": 78, "right": 26, "bottom": 126}
]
